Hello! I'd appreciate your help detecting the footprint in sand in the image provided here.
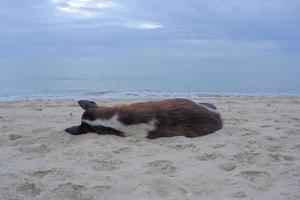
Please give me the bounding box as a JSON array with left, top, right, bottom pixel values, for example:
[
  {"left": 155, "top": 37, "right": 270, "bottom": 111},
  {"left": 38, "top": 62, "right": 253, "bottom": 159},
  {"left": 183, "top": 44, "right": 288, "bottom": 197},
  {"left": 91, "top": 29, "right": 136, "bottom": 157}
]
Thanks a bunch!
[
  {"left": 196, "top": 152, "right": 220, "bottom": 161},
  {"left": 8, "top": 134, "right": 23, "bottom": 141},
  {"left": 260, "top": 125, "right": 272, "bottom": 128},
  {"left": 51, "top": 182, "right": 113, "bottom": 200},
  {"left": 233, "top": 151, "right": 260, "bottom": 165},
  {"left": 231, "top": 190, "right": 246, "bottom": 198},
  {"left": 52, "top": 183, "right": 91, "bottom": 200},
  {"left": 18, "top": 144, "right": 52, "bottom": 155},
  {"left": 16, "top": 181, "right": 42, "bottom": 196},
  {"left": 239, "top": 170, "right": 272, "bottom": 190},
  {"left": 288, "top": 129, "right": 299, "bottom": 135},
  {"left": 152, "top": 177, "right": 171, "bottom": 197},
  {"left": 31, "top": 168, "right": 54, "bottom": 177},
  {"left": 266, "top": 145, "right": 281, "bottom": 152},
  {"left": 111, "top": 146, "right": 131, "bottom": 154},
  {"left": 93, "top": 158, "right": 123, "bottom": 171},
  {"left": 240, "top": 129, "right": 258, "bottom": 136},
  {"left": 147, "top": 160, "right": 176, "bottom": 175},
  {"left": 150, "top": 177, "right": 187, "bottom": 197},
  {"left": 263, "top": 135, "right": 277, "bottom": 141},
  {"left": 294, "top": 144, "right": 300, "bottom": 150},
  {"left": 212, "top": 144, "right": 226, "bottom": 149},
  {"left": 30, "top": 168, "right": 69, "bottom": 179},
  {"left": 93, "top": 185, "right": 112, "bottom": 191},
  {"left": 268, "top": 153, "right": 296, "bottom": 161},
  {"left": 168, "top": 143, "right": 196, "bottom": 151}
]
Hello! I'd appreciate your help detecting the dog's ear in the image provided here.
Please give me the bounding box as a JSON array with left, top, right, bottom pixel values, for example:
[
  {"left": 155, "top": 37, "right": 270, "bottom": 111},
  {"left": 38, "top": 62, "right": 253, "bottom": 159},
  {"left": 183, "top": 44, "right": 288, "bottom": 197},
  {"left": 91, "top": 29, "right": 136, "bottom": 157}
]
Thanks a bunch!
[{"left": 78, "top": 100, "right": 98, "bottom": 111}]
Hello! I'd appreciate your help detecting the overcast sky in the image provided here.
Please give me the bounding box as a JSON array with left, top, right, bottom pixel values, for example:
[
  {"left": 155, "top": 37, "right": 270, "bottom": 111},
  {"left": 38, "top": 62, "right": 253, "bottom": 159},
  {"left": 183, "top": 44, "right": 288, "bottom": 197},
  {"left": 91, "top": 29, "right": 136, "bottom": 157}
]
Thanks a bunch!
[{"left": 0, "top": 0, "right": 300, "bottom": 58}]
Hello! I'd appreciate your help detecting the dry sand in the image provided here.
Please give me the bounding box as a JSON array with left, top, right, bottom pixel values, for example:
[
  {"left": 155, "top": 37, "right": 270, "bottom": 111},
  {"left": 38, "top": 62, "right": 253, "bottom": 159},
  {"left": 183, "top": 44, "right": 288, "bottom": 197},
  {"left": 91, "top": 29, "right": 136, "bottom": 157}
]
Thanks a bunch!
[{"left": 0, "top": 97, "right": 300, "bottom": 200}]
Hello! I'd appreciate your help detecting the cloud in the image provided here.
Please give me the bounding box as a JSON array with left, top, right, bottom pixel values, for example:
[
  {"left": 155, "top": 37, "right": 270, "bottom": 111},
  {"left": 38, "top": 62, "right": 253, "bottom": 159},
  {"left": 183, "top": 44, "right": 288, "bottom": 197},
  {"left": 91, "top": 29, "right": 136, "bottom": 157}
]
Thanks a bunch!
[
  {"left": 56, "top": 5, "right": 98, "bottom": 18},
  {"left": 137, "top": 23, "right": 163, "bottom": 30},
  {"left": 128, "top": 22, "right": 163, "bottom": 30},
  {"left": 51, "top": 0, "right": 121, "bottom": 18},
  {"left": 67, "top": 0, "right": 117, "bottom": 9},
  {"left": 50, "top": 0, "right": 163, "bottom": 30}
]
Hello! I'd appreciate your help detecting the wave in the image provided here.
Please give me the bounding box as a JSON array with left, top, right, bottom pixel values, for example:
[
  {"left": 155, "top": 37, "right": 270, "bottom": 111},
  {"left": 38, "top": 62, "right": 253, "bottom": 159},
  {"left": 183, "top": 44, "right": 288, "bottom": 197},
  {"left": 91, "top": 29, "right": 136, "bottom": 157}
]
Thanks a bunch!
[{"left": 0, "top": 90, "right": 299, "bottom": 101}]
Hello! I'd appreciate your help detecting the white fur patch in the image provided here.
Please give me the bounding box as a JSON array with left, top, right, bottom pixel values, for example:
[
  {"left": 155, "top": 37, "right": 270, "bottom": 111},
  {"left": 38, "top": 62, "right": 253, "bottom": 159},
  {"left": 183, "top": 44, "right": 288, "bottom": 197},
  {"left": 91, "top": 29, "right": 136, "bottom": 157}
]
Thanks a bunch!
[
  {"left": 82, "top": 114, "right": 157, "bottom": 137},
  {"left": 199, "top": 104, "right": 219, "bottom": 113}
]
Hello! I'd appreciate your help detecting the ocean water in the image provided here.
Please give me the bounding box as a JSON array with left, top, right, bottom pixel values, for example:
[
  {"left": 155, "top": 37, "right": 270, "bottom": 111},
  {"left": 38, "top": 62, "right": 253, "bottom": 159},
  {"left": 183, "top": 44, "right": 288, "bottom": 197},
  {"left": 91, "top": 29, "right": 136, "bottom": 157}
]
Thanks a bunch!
[{"left": 0, "top": 58, "right": 299, "bottom": 100}]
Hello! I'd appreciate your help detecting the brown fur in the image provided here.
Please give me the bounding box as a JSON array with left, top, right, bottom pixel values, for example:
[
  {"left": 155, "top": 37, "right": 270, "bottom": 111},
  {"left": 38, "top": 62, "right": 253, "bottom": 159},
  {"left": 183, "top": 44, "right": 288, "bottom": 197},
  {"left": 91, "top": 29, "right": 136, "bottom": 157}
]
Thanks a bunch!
[{"left": 76, "top": 98, "right": 223, "bottom": 139}]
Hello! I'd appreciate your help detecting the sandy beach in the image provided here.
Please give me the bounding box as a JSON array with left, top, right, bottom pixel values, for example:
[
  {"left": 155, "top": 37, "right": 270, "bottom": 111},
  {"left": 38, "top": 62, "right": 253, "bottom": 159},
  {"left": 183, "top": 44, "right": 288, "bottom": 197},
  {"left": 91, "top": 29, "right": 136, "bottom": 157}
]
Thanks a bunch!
[{"left": 0, "top": 97, "right": 299, "bottom": 200}]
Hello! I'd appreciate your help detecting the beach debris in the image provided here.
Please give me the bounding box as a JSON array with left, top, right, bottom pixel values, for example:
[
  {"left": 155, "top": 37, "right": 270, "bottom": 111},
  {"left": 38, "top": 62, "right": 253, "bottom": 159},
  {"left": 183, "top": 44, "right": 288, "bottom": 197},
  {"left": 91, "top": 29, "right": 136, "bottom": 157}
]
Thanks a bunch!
[{"left": 218, "top": 162, "right": 236, "bottom": 171}]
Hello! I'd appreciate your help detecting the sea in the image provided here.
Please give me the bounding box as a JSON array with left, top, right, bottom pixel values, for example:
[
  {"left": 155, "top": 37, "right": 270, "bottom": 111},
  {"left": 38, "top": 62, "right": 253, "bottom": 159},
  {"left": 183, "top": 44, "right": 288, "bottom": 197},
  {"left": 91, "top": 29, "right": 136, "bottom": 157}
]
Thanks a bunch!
[{"left": 0, "top": 58, "right": 299, "bottom": 100}]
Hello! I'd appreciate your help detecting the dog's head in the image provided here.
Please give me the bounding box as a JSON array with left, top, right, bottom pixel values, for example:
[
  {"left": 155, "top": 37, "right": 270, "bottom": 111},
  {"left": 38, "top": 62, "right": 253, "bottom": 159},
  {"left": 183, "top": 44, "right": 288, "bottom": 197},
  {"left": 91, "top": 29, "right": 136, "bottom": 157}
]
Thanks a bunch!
[
  {"left": 65, "top": 100, "right": 124, "bottom": 136},
  {"left": 65, "top": 100, "right": 98, "bottom": 135}
]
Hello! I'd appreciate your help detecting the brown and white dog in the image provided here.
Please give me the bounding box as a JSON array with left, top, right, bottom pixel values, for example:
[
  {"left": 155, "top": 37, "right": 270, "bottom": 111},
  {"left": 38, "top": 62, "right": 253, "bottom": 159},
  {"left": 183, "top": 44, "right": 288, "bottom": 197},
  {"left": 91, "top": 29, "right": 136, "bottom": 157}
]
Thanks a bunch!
[{"left": 65, "top": 98, "right": 223, "bottom": 139}]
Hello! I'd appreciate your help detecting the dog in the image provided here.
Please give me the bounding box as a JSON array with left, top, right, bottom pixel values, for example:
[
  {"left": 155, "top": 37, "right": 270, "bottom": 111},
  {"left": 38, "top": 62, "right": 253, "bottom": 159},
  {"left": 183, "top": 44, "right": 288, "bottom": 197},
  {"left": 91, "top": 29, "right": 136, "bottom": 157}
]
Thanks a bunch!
[{"left": 65, "top": 98, "right": 222, "bottom": 139}]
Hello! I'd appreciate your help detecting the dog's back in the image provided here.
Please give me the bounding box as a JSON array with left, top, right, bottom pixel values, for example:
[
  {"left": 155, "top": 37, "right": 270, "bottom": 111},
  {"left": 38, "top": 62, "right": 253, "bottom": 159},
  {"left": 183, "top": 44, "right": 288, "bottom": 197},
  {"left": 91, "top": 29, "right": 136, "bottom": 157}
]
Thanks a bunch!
[{"left": 115, "top": 98, "right": 222, "bottom": 138}]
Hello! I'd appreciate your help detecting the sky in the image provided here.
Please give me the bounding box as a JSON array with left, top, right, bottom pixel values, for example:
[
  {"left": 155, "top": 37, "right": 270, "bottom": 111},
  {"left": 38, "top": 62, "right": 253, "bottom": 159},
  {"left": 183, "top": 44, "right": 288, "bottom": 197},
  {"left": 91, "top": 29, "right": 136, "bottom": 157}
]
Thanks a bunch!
[{"left": 0, "top": 0, "right": 300, "bottom": 58}]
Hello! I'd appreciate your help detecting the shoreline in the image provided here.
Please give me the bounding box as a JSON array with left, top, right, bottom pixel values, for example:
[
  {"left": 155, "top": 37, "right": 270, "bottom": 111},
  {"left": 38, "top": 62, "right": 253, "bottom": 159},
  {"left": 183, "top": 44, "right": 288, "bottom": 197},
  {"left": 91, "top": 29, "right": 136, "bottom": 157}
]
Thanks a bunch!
[
  {"left": 1, "top": 93, "right": 299, "bottom": 102},
  {"left": 1, "top": 90, "right": 299, "bottom": 102}
]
